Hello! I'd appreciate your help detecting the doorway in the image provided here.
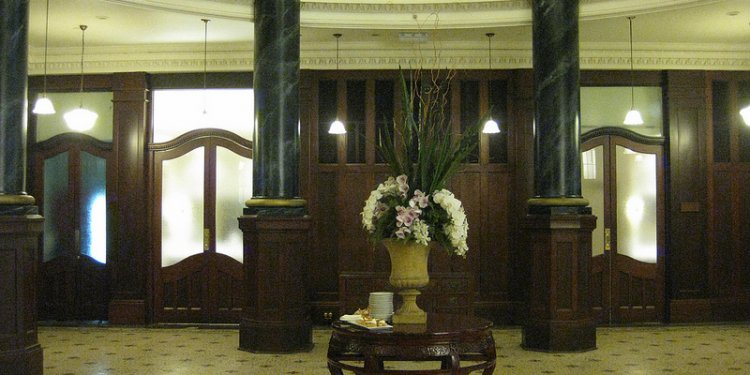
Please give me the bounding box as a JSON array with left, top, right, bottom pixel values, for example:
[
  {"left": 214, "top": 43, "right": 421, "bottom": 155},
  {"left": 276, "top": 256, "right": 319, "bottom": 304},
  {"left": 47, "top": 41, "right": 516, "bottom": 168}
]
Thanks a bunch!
[
  {"left": 31, "top": 136, "right": 111, "bottom": 321},
  {"left": 151, "top": 133, "right": 252, "bottom": 323},
  {"left": 582, "top": 132, "right": 665, "bottom": 324}
]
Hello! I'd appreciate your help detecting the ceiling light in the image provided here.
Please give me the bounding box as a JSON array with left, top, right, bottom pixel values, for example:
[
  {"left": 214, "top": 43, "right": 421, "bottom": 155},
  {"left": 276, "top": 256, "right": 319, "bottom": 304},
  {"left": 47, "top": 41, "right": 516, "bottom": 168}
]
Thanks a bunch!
[
  {"left": 64, "top": 25, "right": 98, "bottom": 131},
  {"left": 32, "top": 0, "right": 55, "bottom": 115},
  {"left": 328, "top": 33, "right": 346, "bottom": 135},
  {"left": 482, "top": 33, "right": 500, "bottom": 134},
  {"left": 624, "top": 16, "right": 643, "bottom": 126}
]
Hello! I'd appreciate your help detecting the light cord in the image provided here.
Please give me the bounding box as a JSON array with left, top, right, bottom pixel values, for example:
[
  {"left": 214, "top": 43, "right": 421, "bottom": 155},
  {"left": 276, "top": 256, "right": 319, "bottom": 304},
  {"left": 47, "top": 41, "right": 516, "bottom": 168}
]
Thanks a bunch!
[{"left": 42, "top": 0, "right": 50, "bottom": 95}]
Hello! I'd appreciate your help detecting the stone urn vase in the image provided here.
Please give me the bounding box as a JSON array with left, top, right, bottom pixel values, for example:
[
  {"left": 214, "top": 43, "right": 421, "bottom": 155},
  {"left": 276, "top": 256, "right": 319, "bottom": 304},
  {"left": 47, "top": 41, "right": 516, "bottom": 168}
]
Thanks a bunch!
[{"left": 383, "top": 239, "right": 430, "bottom": 324}]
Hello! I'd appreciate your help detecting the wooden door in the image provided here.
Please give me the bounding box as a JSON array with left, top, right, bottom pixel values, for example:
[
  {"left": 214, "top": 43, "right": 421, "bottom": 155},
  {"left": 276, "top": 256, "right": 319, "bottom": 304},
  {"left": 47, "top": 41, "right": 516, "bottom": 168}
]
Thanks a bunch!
[
  {"left": 152, "top": 132, "right": 251, "bottom": 323},
  {"left": 582, "top": 132, "right": 665, "bottom": 324},
  {"left": 31, "top": 135, "right": 111, "bottom": 321}
]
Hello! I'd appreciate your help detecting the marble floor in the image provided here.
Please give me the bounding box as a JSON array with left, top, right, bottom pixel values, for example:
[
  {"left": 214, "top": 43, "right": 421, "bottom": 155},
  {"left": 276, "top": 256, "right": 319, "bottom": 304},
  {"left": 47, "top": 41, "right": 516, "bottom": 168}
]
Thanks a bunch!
[{"left": 39, "top": 323, "right": 750, "bottom": 374}]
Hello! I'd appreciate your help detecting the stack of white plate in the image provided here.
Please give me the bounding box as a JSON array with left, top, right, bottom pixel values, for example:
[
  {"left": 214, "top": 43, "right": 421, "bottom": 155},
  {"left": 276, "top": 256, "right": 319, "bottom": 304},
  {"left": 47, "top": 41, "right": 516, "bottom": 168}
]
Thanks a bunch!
[{"left": 368, "top": 292, "right": 394, "bottom": 321}]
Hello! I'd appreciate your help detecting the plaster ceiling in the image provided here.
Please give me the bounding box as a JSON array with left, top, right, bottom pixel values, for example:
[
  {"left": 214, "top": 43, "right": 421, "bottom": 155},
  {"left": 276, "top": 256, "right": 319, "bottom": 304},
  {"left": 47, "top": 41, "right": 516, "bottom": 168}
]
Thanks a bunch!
[{"left": 26, "top": 0, "right": 750, "bottom": 73}]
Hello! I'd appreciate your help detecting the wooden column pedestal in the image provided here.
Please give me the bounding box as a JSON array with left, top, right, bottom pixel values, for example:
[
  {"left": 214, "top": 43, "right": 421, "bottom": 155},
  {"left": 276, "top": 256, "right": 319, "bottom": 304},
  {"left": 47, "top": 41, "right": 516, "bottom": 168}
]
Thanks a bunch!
[
  {"left": 0, "top": 214, "right": 44, "bottom": 375},
  {"left": 238, "top": 215, "right": 312, "bottom": 353},
  {"left": 522, "top": 213, "right": 596, "bottom": 352}
]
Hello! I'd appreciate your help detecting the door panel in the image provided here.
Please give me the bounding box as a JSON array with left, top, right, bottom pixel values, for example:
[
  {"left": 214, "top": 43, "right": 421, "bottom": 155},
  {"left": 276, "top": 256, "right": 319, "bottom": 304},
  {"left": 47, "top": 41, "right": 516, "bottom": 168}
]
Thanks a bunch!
[
  {"left": 582, "top": 134, "right": 664, "bottom": 324},
  {"left": 33, "top": 137, "right": 110, "bottom": 321},
  {"left": 153, "top": 133, "right": 250, "bottom": 324}
]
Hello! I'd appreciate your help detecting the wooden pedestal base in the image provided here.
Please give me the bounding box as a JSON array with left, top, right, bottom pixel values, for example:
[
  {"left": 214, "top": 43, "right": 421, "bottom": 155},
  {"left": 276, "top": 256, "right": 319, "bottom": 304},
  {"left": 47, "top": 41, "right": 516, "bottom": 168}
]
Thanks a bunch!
[
  {"left": 238, "top": 215, "right": 312, "bottom": 353},
  {"left": 0, "top": 214, "right": 44, "bottom": 375},
  {"left": 522, "top": 213, "right": 597, "bottom": 352}
]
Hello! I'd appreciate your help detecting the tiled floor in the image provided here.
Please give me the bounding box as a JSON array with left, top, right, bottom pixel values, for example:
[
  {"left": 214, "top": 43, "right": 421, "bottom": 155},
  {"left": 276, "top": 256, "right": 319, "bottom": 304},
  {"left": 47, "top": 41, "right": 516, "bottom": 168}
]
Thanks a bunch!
[{"left": 40, "top": 323, "right": 750, "bottom": 374}]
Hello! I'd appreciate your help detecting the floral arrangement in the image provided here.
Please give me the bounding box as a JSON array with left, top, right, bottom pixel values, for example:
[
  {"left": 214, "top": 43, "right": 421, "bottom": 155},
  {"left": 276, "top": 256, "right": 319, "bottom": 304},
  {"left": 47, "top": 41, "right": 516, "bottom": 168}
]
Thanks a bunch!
[{"left": 360, "top": 68, "right": 484, "bottom": 257}]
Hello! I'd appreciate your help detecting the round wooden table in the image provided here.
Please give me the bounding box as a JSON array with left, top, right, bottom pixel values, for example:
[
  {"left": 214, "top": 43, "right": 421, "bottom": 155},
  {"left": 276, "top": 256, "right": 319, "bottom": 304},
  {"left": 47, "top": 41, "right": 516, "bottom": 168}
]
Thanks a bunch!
[{"left": 327, "top": 313, "right": 496, "bottom": 375}]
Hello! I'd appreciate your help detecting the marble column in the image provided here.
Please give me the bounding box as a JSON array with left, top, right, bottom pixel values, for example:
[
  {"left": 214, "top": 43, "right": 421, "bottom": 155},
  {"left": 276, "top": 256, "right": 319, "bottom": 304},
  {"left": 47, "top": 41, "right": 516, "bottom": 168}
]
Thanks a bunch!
[
  {"left": 1, "top": 1, "right": 44, "bottom": 373},
  {"left": 529, "top": 0, "right": 588, "bottom": 211},
  {"left": 522, "top": 0, "right": 596, "bottom": 352},
  {"left": 239, "top": 0, "right": 312, "bottom": 353}
]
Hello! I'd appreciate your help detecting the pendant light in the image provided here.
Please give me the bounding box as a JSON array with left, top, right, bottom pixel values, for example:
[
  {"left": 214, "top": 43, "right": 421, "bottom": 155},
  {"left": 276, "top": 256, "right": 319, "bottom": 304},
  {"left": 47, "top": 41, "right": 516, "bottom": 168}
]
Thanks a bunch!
[
  {"left": 328, "top": 33, "right": 346, "bottom": 134},
  {"left": 482, "top": 32, "right": 500, "bottom": 134},
  {"left": 64, "top": 25, "right": 98, "bottom": 131},
  {"left": 740, "top": 105, "right": 750, "bottom": 126},
  {"left": 32, "top": 0, "right": 55, "bottom": 115},
  {"left": 201, "top": 18, "right": 210, "bottom": 117},
  {"left": 623, "top": 16, "right": 644, "bottom": 126}
]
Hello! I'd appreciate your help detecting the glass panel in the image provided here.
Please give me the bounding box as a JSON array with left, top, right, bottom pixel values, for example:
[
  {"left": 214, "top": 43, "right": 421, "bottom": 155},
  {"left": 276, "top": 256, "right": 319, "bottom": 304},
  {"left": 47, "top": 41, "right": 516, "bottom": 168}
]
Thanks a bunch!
[
  {"left": 738, "top": 81, "right": 750, "bottom": 162},
  {"left": 35, "top": 92, "right": 114, "bottom": 142},
  {"left": 488, "top": 79, "right": 508, "bottom": 164},
  {"left": 42, "top": 152, "right": 71, "bottom": 262},
  {"left": 215, "top": 147, "right": 253, "bottom": 262},
  {"left": 161, "top": 147, "right": 205, "bottom": 267},
  {"left": 152, "top": 89, "right": 254, "bottom": 143},
  {"left": 616, "top": 145, "right": 657, "bottom": 263},
  {"left": 318, "top": 80, "right": 338, "bottom": 164},
  {"left": 374, "top": 80, "right": 394, "bottom": 164},
  {"left": 460, "top": 80, "right": 480, "bottom": 163},
  {"left": 581, "top": 146, "right": 605, "bottom": 256},
  {"left": 79, "top": 152, "right": 107, "bottom": 264},
  {"left": 712, "top": 81, "right": 731, "bottom": 163},
  {"left": 346, "top": 80, "right": 366, "bottom": 163},
  {"left": 580, "top": 86, "right": 663, "bottom": 137}
]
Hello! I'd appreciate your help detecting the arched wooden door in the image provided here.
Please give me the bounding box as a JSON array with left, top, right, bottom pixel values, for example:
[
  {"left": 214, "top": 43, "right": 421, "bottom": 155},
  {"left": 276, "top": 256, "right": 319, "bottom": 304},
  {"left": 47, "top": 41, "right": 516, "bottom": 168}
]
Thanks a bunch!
[
  {"left": 151, "top": 130, "right": 252, "bottom": 323},
  {"left": 30, "top": 134, "right": 111, "bottom": 321},
  {"left": 582, "top": 129, "right": 665, "bottom": 324}
]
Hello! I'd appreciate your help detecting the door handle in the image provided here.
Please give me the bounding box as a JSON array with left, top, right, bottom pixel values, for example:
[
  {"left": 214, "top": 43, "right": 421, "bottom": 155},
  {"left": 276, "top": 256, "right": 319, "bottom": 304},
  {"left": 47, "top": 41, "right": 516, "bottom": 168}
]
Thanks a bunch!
[{"left": 604, "top": 228, "right": 611, "bottom": 251}]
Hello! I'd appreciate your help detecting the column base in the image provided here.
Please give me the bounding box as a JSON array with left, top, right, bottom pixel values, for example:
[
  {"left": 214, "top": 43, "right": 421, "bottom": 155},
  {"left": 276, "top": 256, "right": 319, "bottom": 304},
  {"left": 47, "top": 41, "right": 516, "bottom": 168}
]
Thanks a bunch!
[
  {"left": 239, "top": 318, "right": 313, "bottom": 353},
  {"left": 522, "top": 318, "right": 597, "bottom": 352},
  {"left": 0, "top": 344, "right": 43, "bottom": 375}
]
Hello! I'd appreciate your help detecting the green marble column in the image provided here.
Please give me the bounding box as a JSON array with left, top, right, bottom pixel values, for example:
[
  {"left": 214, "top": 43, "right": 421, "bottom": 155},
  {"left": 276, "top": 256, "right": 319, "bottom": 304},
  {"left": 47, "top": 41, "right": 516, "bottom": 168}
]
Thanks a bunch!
[
  {"left": 529, "top": 0, "right": 589, "bottom": 213},
  {"left": 1, "top": 1, "right": 44, "bottom": 374}
]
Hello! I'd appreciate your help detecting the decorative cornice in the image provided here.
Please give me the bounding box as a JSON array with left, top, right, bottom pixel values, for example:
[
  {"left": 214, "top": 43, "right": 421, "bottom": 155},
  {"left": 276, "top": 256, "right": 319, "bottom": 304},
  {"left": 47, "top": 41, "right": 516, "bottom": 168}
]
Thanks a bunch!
[{"left": 27, "top": 40, "right": 750, "bottom": 74}]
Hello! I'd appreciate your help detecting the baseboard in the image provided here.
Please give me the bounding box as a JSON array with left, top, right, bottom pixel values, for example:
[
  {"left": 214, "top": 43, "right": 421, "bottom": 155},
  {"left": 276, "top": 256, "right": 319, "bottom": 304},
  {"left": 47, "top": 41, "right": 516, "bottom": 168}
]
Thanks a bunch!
[
  {"left": 108, "top": 299, "right": 145, "bottom": 325},
  {"left": 670, "top": 298, "right": 750, "bottom": 323}
]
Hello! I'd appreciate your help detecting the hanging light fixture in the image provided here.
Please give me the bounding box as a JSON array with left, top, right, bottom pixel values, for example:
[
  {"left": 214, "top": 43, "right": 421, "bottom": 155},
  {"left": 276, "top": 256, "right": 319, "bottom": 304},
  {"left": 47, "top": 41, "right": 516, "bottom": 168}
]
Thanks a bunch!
[
  {"left": 32, "top": 0, "right": 55, "bottom": 115},
  {"left": 740, "top": 105, "right": 750, "bottom": 126},
  {"left": 64, "top": 25, "right": 98, "bottom": 131},
  {"left": 623, "top": 16, "right": 644, "bottom": 126},
  {"left": 482, "top": 32, "right": 500, "bottom": 134},
  {"left": 201, "top": 18, "right": 210, "bottom": 117},
  {"left": 328, "top": 33, "right": 346, "bottom": 135}
]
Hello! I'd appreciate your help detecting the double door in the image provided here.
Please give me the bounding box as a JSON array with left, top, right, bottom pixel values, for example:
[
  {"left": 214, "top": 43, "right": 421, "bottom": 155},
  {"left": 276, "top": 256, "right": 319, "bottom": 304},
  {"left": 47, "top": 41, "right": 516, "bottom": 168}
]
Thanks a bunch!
[
  {"left": 582, "top": 133, "right": 665, "bottom": 324},
  {"left": 152, "top": 133, "right": 252, "bottom": 323},
  {"left": 31, "top": 136, "right": 110, "bottom": 321}
]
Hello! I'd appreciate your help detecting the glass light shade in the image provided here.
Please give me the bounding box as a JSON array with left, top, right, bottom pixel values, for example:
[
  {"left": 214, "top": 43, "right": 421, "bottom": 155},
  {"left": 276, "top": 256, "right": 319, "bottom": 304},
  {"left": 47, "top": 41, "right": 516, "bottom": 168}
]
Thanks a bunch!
[
  {"left": 328, "top": 119, "right": 346, "bottom": 134},
  {"left": 482, "top": 119, "right": 500, "bottom": 134},
  {"left": 64, "top": 107, "right": 98, "bottom": 131},
  {"left": 740, "top": 105, "right": 750, "bottom": 126},
  {"left": 623, "top": 109, "right": 644, "bottom": 125},
  {"left": 33, "top": 96, "right": 56, "bottom": 115}
]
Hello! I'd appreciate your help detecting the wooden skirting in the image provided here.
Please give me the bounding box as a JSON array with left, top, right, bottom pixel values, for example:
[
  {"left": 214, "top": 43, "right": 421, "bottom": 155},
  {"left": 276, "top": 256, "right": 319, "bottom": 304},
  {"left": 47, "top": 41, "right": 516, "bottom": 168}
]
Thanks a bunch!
[
  {"left": 670, "top": 298, "right": 750, "bottom": 323},
  {"left": 108, "top": 299, "right": 146, "bottom": 325}
]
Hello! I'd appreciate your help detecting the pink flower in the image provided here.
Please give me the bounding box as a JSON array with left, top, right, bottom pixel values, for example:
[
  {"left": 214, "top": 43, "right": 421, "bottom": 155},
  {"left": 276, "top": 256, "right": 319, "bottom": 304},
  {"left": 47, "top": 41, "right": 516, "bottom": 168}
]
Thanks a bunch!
[
  {"left": 396, "top": 175, "right": 409, "bottom": 197},
  {"left": 410, "top": 190, "right": 430, "bottom": 209}
]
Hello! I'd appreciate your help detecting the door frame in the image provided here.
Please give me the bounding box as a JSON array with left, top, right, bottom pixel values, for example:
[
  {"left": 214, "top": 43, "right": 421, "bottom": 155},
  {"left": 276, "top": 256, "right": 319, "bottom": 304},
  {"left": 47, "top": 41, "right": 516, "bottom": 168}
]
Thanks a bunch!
[
  {"left": 149, "top": 129, "right": 252, "bottom": 323},
  {"left": 582, "top": 127, "right": 666, "bottom": 324},
  {"left": 29, "top": 133, "right": 113, "bottom": 320}
]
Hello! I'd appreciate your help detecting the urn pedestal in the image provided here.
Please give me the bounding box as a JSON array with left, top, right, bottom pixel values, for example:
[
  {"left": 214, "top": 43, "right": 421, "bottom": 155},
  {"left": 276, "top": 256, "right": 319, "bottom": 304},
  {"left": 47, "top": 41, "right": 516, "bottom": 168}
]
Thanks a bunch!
[{"left": 383, "top": 239, "right": 430, "bottom": 324}]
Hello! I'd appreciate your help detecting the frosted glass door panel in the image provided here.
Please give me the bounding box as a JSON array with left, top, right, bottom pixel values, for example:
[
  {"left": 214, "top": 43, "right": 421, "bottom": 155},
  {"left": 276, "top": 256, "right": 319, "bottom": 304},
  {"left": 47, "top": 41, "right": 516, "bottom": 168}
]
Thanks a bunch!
[
  {"left": 215, "top": 148, "right": 253, "bottom": 262},
  {"left": 161, "top": 147, "right": 205, "bottom": 267},
  {"left": 616, "top": 146, "right": 657, "bottom": 263},
  {"left": 80, "top": 152, "right": 107, "bottom": 264},
  {"left": 43, "top": 152, "right": 71, "bottom": 262},
  {"left": 581, "top": 146, "right": 605, "bottom": 257}
]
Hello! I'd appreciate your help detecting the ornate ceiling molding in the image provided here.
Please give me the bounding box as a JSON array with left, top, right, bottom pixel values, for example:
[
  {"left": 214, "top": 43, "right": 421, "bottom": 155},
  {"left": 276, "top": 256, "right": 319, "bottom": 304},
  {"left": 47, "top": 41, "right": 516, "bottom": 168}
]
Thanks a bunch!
[
  {"left": 103, "top": 0, "right": 717, "bottom": 28},
  {"left": 28, "top": 41, "right": 750, "bottom": 74}
]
